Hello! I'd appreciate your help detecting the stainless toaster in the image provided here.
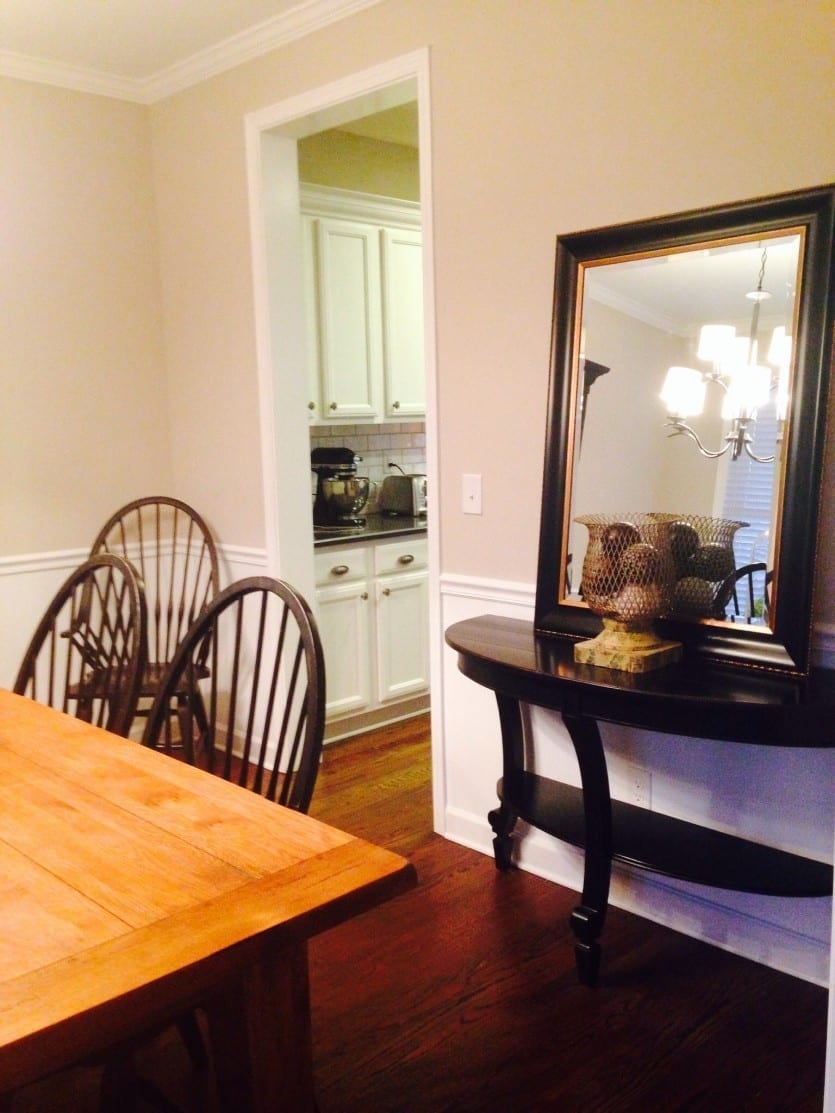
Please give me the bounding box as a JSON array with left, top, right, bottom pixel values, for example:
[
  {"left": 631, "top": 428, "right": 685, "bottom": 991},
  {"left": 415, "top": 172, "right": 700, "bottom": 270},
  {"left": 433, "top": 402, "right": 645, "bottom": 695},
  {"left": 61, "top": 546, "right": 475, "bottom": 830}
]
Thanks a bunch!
[{"left": 379, "top": 474, "right": 427, "bottom": 517}]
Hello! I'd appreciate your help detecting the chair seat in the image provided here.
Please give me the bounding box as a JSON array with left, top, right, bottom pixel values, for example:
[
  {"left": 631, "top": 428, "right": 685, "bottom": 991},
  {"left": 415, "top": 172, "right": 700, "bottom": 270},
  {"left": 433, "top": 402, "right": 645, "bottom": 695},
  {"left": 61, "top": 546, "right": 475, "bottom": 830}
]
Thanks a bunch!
[{"left": 139, "top": 661, "right": 209, "bottom": 698}]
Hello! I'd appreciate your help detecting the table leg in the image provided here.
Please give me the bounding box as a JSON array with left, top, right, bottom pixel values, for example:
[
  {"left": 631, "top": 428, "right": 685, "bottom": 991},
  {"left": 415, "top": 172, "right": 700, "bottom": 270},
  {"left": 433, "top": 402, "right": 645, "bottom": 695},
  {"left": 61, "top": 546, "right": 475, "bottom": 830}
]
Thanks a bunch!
[
  {"left": 487, "top": 694, "right": 526, "bottom": 870},
  {"left": 562, "top": 703, "right": 613, "bottom": 988},
  {"left": 205, "top": 940, "right": 316, "bottom": 1112}
]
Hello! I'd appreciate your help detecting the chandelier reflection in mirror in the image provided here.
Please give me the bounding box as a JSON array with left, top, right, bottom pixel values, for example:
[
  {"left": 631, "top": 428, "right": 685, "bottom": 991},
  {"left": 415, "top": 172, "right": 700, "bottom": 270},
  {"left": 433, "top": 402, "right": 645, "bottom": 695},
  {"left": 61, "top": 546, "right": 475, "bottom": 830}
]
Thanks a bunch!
[{"left": 660, "top": 244, "right": 792, "bottom": 463}]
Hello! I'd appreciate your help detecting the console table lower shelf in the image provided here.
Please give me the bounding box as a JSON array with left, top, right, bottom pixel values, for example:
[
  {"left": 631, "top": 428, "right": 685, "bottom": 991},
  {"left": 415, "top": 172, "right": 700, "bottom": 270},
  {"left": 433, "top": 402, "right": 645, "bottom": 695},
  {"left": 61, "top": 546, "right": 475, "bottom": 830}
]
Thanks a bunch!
[
  {"left": 445, "top": 614, "right": 835, "bottom": 987},
  {"left": 493, "top": 770, "right": 831, "bottom": 898}
]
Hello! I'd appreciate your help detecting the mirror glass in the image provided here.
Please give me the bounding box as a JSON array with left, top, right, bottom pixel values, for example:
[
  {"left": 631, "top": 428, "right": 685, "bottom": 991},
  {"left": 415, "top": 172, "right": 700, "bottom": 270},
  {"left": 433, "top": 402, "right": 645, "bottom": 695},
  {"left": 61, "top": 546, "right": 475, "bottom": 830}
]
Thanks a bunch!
[
  {"left": 535, "top": 186, "right": 834, "bottom": 675},
  {"left": 566, "top": 231, "right": 802, "bottom": 632}
]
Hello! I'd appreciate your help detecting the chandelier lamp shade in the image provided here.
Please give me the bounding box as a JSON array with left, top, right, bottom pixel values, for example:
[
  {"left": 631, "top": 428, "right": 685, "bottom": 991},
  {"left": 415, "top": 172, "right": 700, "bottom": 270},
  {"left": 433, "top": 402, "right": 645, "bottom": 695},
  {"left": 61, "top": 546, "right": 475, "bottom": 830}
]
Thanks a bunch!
[{"left": 660, "top": 246, "right": 792, "bottom": 464}]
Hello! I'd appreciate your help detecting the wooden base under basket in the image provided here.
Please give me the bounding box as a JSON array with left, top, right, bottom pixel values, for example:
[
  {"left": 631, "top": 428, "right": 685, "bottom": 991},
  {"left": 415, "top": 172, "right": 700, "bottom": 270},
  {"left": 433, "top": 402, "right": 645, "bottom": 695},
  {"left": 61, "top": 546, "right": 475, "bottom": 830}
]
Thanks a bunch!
[{"left": 574, "top": 617, "right": 682, "bottom": 673}]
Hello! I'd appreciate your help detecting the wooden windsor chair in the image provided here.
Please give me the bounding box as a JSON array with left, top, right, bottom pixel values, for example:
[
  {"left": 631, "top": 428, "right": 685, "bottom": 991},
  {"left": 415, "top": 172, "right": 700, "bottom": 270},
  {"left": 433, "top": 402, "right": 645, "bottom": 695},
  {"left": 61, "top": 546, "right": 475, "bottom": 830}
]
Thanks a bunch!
[
  {"left": 90, "top": 496, "right": 220, "bottom": 736},
  {"left": 143, "top": 576, "right": 326, "bottom": 810}
]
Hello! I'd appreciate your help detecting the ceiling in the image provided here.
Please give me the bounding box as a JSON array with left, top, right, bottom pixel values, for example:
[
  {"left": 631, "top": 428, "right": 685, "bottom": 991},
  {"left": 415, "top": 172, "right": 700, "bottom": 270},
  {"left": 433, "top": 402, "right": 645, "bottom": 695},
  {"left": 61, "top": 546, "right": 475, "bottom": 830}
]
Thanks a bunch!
[
  {"left": 587, "top": 236, "right": 800, "bottom": 338},
  {"left": 326, "top": 102, "right": 418, "bottom": 148},
  {"left": 0, "top": 0, "right": 382, "bottom": 100}
]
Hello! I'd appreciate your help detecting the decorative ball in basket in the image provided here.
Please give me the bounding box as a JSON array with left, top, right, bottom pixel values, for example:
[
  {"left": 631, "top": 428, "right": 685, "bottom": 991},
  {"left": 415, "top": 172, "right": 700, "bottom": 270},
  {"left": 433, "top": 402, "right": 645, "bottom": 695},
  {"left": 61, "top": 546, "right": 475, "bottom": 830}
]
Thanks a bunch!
[
  {"left": 666, "top": 516, "right": 748, "bottom": 619},
  {"left": 574, "top": 513, "right": 682, "bottom": 673}
]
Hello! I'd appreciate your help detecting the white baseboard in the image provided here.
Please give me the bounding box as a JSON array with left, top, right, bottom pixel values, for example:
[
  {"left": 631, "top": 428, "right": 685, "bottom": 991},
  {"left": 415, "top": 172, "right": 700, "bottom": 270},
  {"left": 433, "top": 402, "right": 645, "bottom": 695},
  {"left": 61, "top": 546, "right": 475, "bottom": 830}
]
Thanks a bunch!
[{"left": 443, "top": 805, "right": 830, "bottom": 986}]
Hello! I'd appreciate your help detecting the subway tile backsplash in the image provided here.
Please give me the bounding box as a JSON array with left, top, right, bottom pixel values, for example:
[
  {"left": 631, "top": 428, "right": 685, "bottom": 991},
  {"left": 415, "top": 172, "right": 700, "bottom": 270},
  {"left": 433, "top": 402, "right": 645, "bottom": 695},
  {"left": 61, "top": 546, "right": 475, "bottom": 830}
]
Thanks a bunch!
[{"left": 310, "top": 422, "right": 426, "bottom": 509}]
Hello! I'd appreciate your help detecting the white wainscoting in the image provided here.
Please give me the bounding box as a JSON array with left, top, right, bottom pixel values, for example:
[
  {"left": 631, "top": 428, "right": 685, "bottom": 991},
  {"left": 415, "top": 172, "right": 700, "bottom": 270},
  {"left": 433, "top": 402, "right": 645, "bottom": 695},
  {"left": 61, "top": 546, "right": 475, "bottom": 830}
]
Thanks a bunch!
[
  {"left": 0, "top": 545, "right": 270, "bottom": 690},
  {"left": 440, "top": 572, "right": 834, "bottom": 986},
  {"left": 0, "top": 548, "right": 91, "bottom": 689}
]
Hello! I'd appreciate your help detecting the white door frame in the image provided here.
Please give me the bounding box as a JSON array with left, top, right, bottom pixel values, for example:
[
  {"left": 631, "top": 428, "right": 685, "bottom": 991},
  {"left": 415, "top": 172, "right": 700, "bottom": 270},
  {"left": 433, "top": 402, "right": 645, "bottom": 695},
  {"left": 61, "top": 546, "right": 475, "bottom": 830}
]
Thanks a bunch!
[{"left": 243, "top": 48, "right": 445, "bottom": 830}]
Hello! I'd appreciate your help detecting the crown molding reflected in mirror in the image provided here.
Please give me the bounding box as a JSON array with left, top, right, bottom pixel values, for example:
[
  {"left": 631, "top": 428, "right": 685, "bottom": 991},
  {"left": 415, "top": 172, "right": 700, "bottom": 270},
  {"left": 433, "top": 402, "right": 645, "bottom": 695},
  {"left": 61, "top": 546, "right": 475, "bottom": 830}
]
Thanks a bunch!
[{"left": 535, "top": 185, "right": 835, "bottom": 675}]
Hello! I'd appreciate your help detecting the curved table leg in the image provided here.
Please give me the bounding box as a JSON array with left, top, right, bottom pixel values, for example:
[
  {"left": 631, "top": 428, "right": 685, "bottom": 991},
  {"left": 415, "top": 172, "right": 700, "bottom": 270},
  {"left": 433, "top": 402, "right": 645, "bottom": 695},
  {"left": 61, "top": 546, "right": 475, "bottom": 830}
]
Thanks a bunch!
[
  {"left": 487, "top": 693, "right": 526, "bottom": 871},
  {"left": 562, "top": 701, "right": 613, "bottom": 987},
  {"left": 488, "top": 799, "right": 517, "bottom": 871}
]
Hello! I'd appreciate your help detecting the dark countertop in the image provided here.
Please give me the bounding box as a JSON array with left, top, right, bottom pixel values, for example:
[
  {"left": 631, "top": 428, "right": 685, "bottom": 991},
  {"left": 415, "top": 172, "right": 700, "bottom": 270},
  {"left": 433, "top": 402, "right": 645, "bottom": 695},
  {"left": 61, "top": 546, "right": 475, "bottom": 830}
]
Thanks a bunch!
[{"left": 313, "top": 512, "right": 427, "bottom": 547}]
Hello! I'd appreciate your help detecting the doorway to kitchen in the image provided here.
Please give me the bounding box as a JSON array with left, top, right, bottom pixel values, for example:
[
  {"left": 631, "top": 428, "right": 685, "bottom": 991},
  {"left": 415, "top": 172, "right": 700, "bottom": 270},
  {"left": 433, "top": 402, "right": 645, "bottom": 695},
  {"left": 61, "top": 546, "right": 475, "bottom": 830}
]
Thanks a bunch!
[{"left": 244, "top": 49, "right": 442, "bottom": 829}]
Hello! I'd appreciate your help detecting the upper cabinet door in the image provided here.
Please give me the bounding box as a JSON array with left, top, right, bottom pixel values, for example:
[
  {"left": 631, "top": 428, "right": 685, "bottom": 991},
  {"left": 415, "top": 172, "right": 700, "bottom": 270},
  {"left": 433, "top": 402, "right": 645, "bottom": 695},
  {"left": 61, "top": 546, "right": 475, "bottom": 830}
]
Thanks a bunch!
[
  {"left": 301, "top": 215, "right": 321, "bottom": 421},
  {"left": 381, "top": 227, "right": 425, "bottom": 418},
  {"left": 315, "top": 217, "right": 383, "bottom": 420}
]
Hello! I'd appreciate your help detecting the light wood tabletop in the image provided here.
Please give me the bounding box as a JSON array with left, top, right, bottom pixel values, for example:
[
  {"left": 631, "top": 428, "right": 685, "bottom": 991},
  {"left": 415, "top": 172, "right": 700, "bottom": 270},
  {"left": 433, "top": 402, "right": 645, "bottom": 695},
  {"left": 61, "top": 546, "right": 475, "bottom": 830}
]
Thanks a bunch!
[{"left": 0, "top": 689, "right": 416, "bottom": 1109}]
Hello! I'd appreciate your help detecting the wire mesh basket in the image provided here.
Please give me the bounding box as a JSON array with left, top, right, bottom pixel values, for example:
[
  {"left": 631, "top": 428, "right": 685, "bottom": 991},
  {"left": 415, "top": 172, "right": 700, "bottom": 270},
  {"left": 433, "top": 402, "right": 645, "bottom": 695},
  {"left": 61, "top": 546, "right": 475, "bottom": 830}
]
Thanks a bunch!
[{"left": 576, "top": 513, "right": 678, "bottom": 624}]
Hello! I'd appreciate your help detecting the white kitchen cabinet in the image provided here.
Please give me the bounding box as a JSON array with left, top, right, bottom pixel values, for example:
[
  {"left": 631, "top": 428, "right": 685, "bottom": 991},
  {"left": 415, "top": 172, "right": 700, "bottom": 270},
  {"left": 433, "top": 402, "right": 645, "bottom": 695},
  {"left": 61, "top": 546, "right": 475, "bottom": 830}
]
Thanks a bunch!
[
  {"left": 314, "top": 216, "right": 383, "bottom": 420},
  {"left": 314, "top": 535, "right": 429, "bottom": 727},
  {"left": 301, "top": 186, "right": 423, "bottom": 424},
  {"left": 381, "top": 227, "right": 425, "bottom": 418},
  {"left": 375, "top": 569, "right": 429, "bottom": 700},
  {"left": 316, "top": 578, "right": 373, "bottom": 717},
  {"left": 301, "top": 214, "right": 321, "bottom": 421},
  {"left": 314, "top": 547, "right": 372, "bottom": 718}
]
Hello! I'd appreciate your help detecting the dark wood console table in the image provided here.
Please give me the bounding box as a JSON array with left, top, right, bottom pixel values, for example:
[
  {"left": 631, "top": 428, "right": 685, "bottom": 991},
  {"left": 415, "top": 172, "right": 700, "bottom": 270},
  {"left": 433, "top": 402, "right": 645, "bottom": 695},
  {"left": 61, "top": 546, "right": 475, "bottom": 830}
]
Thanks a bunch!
[{"left": 445, "top": 615, "right": 835, "bottom": 987}]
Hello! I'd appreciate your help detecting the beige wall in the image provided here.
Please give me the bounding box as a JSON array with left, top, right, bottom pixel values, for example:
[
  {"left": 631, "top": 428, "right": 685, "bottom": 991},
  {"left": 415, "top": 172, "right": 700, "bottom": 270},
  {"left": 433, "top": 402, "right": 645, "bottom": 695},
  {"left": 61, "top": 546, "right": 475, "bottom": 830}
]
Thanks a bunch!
[
  {"left": 1, "top": 79, "right": 171, "bottom": 554},
  {"left": 298, "top": 128, "right": 419, "bottom": 199},
  {"left": 145, "top": 0, "right": 835, "bottom": 614}
]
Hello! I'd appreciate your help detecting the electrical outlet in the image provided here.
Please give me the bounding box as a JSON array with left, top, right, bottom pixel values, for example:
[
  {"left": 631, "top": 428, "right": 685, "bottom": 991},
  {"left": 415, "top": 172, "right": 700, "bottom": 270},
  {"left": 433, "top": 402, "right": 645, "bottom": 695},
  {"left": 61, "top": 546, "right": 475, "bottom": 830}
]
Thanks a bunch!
[{"left": 624, "top": 763, "right": 652, "bottom": 809}]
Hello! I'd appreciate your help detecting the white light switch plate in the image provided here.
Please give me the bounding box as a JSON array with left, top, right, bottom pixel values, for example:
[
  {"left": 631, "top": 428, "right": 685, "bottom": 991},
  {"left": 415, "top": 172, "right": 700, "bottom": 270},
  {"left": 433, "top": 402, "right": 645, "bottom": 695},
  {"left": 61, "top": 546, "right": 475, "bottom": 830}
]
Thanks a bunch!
[{"left": 462, "top": 474, "right": 482, "bottom": 514}]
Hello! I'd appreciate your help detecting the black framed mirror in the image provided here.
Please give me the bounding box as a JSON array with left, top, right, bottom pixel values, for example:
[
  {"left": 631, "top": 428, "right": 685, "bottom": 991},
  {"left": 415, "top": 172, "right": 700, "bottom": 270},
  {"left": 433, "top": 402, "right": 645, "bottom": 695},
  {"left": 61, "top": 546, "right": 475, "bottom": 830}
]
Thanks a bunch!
[{"left": 535, "top": 185, "right": 834, "bottom": 675}]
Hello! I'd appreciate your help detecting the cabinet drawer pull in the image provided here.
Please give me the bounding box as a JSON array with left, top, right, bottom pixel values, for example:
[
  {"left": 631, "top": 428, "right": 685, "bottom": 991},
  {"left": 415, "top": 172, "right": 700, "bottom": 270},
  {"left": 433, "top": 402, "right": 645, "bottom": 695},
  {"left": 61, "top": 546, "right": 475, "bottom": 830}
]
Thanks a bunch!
[
  {"left": 308, "top": 401, "right": 316, "bottom": 410},
  {"left": 381, "top": 587, "right": 391, "bottom": 596},
  {"left": 392, "top": 400, "right": 401, "bottom": 410},
  {"left": 397, "top": 553, "right": 415, "bottom": 565},
  {"left": 361, "top": 591, "right": 369, "bottom": 601},
  {"left": 331, "top": 564, "right": 350, "bottom": 577},
  {"left": 329, "top": 402, "right": 338, "bottom": 411}
]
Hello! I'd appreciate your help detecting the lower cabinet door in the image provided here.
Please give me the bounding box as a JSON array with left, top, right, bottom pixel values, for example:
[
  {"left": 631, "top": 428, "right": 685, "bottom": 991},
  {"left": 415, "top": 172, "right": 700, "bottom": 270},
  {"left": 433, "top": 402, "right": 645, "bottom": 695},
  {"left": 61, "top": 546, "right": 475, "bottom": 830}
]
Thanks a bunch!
[
  {"left": 375, "top": 571, "right": 429, "bottom": 702},
  {"left": 316, "top": 580, "right": 372, "bottom": 717}
]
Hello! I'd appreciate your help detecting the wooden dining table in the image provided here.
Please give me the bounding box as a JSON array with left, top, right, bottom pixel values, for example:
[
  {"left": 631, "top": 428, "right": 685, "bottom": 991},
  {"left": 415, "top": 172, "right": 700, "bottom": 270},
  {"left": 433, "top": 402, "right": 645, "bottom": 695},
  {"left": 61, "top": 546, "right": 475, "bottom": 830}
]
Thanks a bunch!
[{"left": 0, "top": 689, "right": 416, "bottom": 1109}]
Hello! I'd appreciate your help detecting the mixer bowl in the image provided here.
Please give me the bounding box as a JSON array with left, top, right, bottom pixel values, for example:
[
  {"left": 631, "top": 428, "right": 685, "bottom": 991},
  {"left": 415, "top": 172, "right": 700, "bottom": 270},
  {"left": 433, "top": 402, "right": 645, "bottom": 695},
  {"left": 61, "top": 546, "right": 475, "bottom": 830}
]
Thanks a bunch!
[{"left": 320, "top": 476, "right": 371, "bottom": 520}]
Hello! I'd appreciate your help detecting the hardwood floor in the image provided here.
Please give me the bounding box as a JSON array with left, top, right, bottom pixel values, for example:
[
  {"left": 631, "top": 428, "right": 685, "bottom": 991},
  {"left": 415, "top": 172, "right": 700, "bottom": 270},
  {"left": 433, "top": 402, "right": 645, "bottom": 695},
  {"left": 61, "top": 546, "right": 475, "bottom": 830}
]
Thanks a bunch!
[
  {"left": 9, "top": 713, "right": 828, "bottom": 1111},
  {"left": 307, "top": 716, "right": 828, "bottom": 1113}
]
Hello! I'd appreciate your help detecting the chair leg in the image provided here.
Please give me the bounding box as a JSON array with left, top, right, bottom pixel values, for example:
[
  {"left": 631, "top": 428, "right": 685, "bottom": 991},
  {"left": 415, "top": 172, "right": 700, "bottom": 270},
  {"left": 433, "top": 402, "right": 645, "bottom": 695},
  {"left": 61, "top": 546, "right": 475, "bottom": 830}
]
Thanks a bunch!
[
  {"left": 100, "top": 1053, "right": 139, "bottom": 1113},
  {"left": 176, "top": 1010, "right": 208, "bottom": 1069},
  {"left": 100, "top": 1051, "right": 185, "bottom": 1113}
]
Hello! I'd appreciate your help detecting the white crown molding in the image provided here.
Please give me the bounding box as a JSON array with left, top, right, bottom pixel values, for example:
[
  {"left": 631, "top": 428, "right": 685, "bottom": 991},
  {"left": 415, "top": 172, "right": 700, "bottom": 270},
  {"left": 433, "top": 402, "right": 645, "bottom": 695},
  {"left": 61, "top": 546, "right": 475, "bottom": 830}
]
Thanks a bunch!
[
  {"left": 0, "top": 51, "right": 144, "bottom": 102},
  {"left": 300, "top": 184, "right": 421, "bottom": 227},
  {"left": 586, "top": 282, "right": 682, "bottom": 336},
  {"left": 0, "top": 0, "right": 384, "bottom": 105}
]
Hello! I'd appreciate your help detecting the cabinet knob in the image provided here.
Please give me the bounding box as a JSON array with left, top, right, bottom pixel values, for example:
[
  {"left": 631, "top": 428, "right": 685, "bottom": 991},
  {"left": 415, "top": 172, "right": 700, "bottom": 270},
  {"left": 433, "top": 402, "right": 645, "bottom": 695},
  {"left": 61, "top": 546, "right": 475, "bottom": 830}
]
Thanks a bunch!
[
  {"left": 329, "top": 402, "right": 338, "bottom": 411},
  {"left": 397, "top": 554, "right": 415, "bottom": 565},
  {"left": 331, "top": 564, "right": 350, "bottom": 577},
  {"left": 392, "top": 401, "right": 401, "bottom": 410},
  {"left": 381, "top": 587, "right": 391, "bottom": 596},
  {"left": 308, "top": 401, "right": 316, "bottom": 411},
  {"left": 360, "top": 591, "right": 369, "bottom": 601}
]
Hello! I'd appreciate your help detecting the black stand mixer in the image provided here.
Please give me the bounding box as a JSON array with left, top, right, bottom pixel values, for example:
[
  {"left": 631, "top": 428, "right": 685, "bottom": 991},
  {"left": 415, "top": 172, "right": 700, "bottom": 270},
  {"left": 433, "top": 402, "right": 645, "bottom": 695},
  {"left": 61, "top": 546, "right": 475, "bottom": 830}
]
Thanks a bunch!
[{"left": 311, "top": 447, "right": 371, "bottom": 528}]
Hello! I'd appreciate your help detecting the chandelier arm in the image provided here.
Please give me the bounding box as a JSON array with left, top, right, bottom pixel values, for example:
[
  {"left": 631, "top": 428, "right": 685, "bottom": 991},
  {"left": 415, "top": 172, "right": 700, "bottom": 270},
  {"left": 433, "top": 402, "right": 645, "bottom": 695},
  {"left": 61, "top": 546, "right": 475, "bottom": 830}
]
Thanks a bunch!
[
  {"left": 665, "top": 420, "right": 731, "bottom": 459},
  {"left": 742, "top": 441, "right": 776, "bottom": 464}
]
